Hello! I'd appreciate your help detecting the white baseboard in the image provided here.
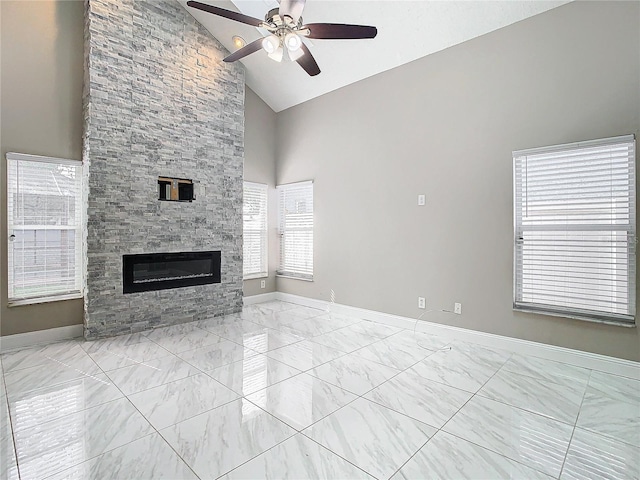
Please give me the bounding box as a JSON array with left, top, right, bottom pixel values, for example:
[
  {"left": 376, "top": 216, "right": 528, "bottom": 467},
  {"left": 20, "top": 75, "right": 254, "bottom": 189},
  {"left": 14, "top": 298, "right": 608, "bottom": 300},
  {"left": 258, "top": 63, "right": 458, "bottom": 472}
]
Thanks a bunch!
[
  {"left": 243, "top": 292, "right": 278, "bottom": 306},
  {"left": 0, "top": 324, "right": 84, "bottom": 353},
  {"left": 272, "top": 292, "right": 640, "bottom": 381}
]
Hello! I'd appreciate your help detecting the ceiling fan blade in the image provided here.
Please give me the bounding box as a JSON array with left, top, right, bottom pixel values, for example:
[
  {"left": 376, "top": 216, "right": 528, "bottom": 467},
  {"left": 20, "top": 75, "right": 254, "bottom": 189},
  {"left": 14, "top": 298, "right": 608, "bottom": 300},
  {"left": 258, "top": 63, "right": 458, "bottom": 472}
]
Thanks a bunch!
[
  {"left": 296, "top": 43, "right": 320, "bottom": 76},
  {"left": 303, "top": 23, "right": 378, "bottom": 40},
  {"left": 223, "top": 38, "right": 264, "bottom": 62},
  {"left": 279, "top": 0, "right": 306, "bottom": 23},
  {"left": 187, "top": 1, "right": 263, "bottom": 27}
]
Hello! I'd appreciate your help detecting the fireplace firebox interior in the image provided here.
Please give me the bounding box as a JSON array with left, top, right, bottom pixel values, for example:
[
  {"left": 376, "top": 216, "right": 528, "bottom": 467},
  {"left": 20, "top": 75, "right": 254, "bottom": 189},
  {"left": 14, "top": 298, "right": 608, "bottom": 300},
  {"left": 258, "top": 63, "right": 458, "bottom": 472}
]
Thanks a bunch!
[{"left": 123, "top": 251, "right": 221, "bottom": 293}]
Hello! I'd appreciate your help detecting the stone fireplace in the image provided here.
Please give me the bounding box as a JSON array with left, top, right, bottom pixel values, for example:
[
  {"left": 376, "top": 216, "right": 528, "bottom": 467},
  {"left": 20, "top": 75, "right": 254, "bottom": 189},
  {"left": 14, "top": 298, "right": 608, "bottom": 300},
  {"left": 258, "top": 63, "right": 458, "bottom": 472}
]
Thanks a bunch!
[{"left": 83, "top": 0, "right": 244, "bottom": 339}]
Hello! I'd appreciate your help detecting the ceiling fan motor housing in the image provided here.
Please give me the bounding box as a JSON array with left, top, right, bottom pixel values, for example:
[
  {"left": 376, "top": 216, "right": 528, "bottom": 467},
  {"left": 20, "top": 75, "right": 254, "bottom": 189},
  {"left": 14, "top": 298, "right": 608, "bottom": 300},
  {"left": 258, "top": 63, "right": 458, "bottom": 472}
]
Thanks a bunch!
[{"left": 264, "top": 8, "right": 304, "bottom": 42}]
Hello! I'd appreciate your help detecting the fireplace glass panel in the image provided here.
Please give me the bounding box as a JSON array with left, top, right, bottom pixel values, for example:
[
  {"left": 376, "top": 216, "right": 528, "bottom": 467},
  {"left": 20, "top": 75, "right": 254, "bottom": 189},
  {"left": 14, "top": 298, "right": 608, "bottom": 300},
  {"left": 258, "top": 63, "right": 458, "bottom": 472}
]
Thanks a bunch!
[{"left": 123, "top": 251, "right": 220, "bottom": 293}]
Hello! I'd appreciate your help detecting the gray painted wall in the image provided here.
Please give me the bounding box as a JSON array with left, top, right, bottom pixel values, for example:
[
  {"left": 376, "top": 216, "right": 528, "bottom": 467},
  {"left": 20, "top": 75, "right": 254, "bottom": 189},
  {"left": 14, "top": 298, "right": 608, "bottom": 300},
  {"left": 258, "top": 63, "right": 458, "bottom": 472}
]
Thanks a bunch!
[
  {"left": 275, "top": 1, "right": 640, "bottom": 361},
  {"left": 0, "top": 0, "right": 84, "bottom": 336},
  {"left": 0, "top": 0, "right": 277, "bottom": 337},
  {"left": 243, "top": 88, "right": 278, "bottom": 297},
  {"left": 84, "top": 0, "right": 245, "bottom": 338}
]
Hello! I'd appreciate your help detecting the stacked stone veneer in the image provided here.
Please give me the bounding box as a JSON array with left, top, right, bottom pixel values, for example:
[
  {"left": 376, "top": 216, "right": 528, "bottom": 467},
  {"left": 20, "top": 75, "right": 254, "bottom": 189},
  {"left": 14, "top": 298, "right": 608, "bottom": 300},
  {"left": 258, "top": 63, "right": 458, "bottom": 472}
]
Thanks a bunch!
[{"left": 83, "top": 0, "right": 244, "bottom": 338}]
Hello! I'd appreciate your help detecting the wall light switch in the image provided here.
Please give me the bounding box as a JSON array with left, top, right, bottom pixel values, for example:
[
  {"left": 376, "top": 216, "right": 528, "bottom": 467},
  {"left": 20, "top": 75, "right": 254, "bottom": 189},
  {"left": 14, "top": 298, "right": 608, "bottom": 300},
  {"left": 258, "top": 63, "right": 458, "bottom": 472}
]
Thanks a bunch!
[
  {"left": 260, "top": 280, "right": 266, "bottom": 289},
  {"left": 418, "top": 194, "right": 426, "bottom": 206}
]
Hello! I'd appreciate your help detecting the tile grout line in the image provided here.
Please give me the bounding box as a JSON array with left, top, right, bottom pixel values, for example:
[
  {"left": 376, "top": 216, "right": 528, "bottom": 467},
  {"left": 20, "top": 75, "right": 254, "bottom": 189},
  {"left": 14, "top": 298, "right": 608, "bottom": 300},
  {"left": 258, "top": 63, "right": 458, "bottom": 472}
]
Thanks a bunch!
[
  {"left": 1, "top": 358, "right": 22, "bottom": 480},
  {"left": 37, "top": 434, "right": 161, "bottom": 480},
  {"left": 119, "top": 311, "right": 356, "bottom": 477},
  {"left": 291, "top": 339, "right": 452, "bottom": 479},
  {"left": 212, "top": 387, "right": 375, "bottom": 480},
  {"left": 6, "top": 346, "right": 169, "bottom": 480},
  {"left": 3, "top": 309, "right": 433, "bottom": 479},
  {"left": 557, "top": 369, "right": 593, "bottom": 479},
  {"left": 434, "top": 353, "right": 569, "bottom": 477},
  {"left": 97, "top": 347, "right": 202, "bottom": 395},
  {"left": 466, "top": 353, "right": 593, "bottom": 431},
  {"left": 9, "top": 302, "right": 629, "bottom": 479},
  {"left": 436, "top": 353, "right": 585, "bottom": 480},
  {"left": 88, "top": 341, "right": 204, "bottom": 480},
  {"left": 107, "top": 334, "right": 304, "bottom": 476},
  {"left": 462, "top": 352, "right": 591, "bottom": 428},
  {"left": 298, "top": 433, "right": 380, "bottom": 480},
  {"left": 279, "top": 324, "right": 417, "bottom": 375},
  {"left": 345, "top": 346, "right": 452, "bottom": 479},
  {"left": 28, "top": 337, "right": 201, "bottom": 480},
  {"left": 396, "top": 340, "right": 634, "bottom": 475},
  {"left": 498, "top": 361, "right": 592, "bottom": 389},
  {"left": 2, "top": 341, "right": 112, "bottom": 478},
  {"left": 202, "top": 395, "right": 308, "bottom": 479},
  {"left": 264, "top": 322, "right": 407, "bottom": 378},
  {"left": 212, "top": 317, "right": 421, "bottom": 479},
  {"left": 9, "top": 344, "right": 203, "bottom": 416},
  {"left": 386, "top": 348, "right": 514, "bottom": 480},
  {"left": 2, "top": 323, "right": 439, "bottom": 480},
  {"left": 226, "top": 319, "right": 414, "bottom": 448},
  {"left": 111, "top": 306, "right": 640, "bottom": 477},
  {"left": 298, "top": 333, "right": 476, "bottom": 478},
  {"left": 124, "top": 312, "right": 331, "bottom": 407},
  {"left": 177, "top": 302, "right": 360, "bottom": 475}
]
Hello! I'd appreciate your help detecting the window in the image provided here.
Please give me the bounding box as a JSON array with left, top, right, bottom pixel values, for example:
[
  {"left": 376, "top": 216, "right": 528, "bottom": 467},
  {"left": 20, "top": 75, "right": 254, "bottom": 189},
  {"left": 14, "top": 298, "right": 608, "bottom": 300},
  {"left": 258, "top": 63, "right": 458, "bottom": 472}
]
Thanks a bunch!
[
  {"left": 513, "top": 135, "right": 636, "bottom": 324},
  {"left": 243, "top": 182, "right": 268, "bottom": 279},
  {"left": 277, "top": 181, "right": 313, "bottom": 280},
  {"left": 7, "top": 153, "right": 84, "bottom": 304}
]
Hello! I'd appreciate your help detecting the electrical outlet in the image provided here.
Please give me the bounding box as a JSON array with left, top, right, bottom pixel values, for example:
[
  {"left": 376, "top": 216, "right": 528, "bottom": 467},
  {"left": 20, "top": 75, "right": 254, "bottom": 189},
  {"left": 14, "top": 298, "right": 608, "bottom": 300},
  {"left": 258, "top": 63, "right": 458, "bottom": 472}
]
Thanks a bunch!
[
  {"left": 260, "top": 280, "right": 266, "bottom": 289},
  {"left": 418, "top": 194, "right": 426, "bottom": 206},
  {"left": 418, "top": 297, "right": 426, "bottom": 309},
  {"left": 454, "top": 303, "right": 462, "bottom": 315}
]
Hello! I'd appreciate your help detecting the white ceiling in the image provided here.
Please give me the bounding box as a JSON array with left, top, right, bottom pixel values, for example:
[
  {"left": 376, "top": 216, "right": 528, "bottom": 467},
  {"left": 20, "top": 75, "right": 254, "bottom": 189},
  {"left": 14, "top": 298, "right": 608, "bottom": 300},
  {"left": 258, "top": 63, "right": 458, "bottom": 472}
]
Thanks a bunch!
[{"left": 179, "top": 0, "right": 569, "bottom": 112}]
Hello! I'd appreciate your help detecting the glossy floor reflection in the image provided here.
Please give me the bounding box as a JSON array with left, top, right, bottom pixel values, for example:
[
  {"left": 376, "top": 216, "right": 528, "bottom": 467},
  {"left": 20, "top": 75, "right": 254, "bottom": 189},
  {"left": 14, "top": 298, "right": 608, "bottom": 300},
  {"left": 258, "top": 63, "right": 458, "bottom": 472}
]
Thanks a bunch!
[{"left": 1, "top": 301, "right": 638, "bottom": 479}]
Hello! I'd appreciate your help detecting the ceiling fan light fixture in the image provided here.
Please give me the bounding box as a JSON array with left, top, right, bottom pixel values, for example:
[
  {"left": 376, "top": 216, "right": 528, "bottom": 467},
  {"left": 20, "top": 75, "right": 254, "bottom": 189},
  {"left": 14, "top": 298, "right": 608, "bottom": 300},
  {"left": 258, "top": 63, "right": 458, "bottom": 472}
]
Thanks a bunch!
[
  {"left": 268, "top": 46, "right": 284, "bottom": 62},
  {"left": 232, "top": 35, "right": 245, "bottom": 49},
  {"left": 284, "top": 32, "right": 302, "bottom": 52},
  {"left": 262, "top": 34, "right": 280, "bottom": 54}
]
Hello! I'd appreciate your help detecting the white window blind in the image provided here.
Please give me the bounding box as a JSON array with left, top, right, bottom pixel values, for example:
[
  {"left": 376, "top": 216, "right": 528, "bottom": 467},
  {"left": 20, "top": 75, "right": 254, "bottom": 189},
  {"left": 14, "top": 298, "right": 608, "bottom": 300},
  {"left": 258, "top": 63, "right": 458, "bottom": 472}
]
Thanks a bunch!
[
  {"left": 243, "top": 182, "right": 268, "bottom": 279},
  {"left": 513, "top": 135, "right": 636, "bottom": 324},
  {"left": 277, "top": 181, "right": 313, "bottom": 280},
  {"left": 7, "top": 153, "right": 84, "bottom": 303}
]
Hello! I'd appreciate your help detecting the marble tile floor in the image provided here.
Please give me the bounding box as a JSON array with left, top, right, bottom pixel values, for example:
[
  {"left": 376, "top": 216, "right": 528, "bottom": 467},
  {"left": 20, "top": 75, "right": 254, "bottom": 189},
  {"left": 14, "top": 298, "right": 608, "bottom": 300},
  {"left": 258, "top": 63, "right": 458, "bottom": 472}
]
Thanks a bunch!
[{"left": 1, "top": 301, "right": 638, "bottom": 480}]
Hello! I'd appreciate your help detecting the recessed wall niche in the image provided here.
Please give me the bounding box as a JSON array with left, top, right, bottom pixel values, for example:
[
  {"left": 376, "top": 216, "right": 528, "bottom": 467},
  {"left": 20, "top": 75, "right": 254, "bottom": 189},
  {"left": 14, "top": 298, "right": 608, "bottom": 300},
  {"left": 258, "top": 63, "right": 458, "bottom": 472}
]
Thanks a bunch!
[{"left": 158, "top": 177, "right": 194, "bottom": 202}]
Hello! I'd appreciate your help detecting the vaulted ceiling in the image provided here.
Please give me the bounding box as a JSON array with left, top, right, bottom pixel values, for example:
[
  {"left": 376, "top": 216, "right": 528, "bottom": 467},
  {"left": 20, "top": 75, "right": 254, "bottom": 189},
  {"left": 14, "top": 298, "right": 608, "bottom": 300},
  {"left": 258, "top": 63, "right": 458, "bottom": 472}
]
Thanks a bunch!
[{"left": 180, "top": 1, "right": 569, "bottom": 112}]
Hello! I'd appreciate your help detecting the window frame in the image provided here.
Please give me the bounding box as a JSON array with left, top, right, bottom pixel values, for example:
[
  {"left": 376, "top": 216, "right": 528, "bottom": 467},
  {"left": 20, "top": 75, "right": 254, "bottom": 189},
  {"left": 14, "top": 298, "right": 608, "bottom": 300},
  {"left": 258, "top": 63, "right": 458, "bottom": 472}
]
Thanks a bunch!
[
  {"left": 6, "top": 152, "right": 84, "bottom": 306},
  {"left": 512, "top": 135, "right": 636, "bottom": 326},
  {"left": 276, "top": 180, "right": 314, "bottom": 281},
  {"left": 243, "top": 181, "right": 269, "bottom": 280}
]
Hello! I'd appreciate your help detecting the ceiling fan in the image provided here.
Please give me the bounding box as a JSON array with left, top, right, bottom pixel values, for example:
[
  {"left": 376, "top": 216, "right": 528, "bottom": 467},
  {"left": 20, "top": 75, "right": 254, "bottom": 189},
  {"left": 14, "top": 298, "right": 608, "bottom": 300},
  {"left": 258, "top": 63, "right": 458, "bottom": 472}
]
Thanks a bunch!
[{"left": 187, "top": 0, "right": 378, "bottom": 76}]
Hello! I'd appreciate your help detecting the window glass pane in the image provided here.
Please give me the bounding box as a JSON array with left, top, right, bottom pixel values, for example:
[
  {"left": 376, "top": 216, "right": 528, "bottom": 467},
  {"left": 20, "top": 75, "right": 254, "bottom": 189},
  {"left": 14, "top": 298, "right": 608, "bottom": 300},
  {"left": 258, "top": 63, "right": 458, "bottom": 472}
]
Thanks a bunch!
[
  {"left": 513, "top": 136, "right": 636, "bottom": 323},
  {"left": 243, "top": 182, "right": 268, "bottom": 278},
  {"left": 7, "top": 154, "right": 83, "bottom": 301},
  {"left": 277, "top": 181, "right": 313, "bottom": 279}
]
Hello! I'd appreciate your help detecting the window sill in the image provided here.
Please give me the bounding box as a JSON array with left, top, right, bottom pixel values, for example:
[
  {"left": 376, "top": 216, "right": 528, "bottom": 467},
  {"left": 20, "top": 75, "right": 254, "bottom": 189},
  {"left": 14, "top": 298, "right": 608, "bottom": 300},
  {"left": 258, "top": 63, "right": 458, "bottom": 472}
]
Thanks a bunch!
[
  {"left": 276, "top": 274, "right": 313, "bottom": 282},
  {"left": 514, "top": 305, "right": 636, "bottom": 328},
  {"left": 8, "top": 293, "right": 84, "bottom": 307},
  {"left": 244, "top": 274, "right": 269, "bottom": 280}
]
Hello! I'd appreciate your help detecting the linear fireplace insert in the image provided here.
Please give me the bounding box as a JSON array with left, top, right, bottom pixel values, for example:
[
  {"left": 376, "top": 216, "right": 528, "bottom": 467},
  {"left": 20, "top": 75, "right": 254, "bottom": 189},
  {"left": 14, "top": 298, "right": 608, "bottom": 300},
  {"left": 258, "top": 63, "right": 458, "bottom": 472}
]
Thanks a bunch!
[{"left": 123, "top": 251, "right": 221, "bottom": 294}]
